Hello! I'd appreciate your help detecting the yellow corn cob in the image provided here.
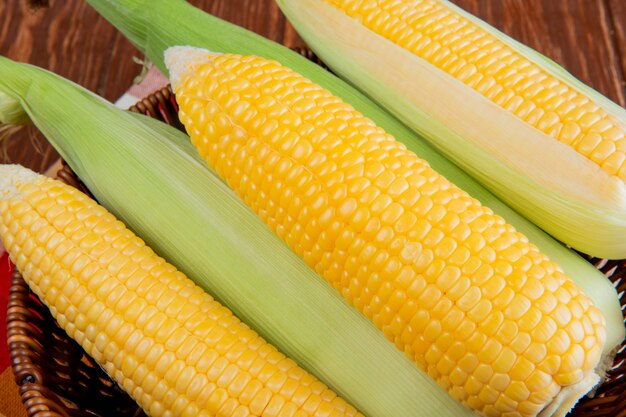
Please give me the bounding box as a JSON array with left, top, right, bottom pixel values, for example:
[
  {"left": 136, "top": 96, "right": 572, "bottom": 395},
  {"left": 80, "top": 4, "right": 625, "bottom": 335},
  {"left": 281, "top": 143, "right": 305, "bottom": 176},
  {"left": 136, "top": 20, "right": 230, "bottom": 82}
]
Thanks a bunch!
[
  {"left": 275, "top": 0, "right": 626, "bottom": 259},
  {"left": 322, "top": 0, "right": 625, "bottom": 179},
  {"left": 166, "top": 47, "right": 608, "bottom": 417},
  {"left": 0, "top": 164, "right": 361, "bottom": 417}
]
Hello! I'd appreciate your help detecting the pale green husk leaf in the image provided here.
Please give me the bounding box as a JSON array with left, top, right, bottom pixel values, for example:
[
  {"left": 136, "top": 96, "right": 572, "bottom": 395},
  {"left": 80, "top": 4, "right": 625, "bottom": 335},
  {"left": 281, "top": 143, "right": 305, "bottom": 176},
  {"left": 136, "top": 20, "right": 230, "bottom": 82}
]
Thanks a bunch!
[{"left": 0, "top": 91, "right": 30, "bottom": 125}]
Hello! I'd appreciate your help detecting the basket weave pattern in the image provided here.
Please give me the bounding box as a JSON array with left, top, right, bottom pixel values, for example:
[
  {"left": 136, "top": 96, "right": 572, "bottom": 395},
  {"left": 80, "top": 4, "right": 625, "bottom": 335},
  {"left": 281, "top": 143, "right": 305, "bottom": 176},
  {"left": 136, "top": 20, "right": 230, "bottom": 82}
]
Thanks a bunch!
[
  {"left": 5, "top": 49, "right": 626, "bottom": 417},
  {"left": 8, "top": 270, "right": 146, "bottom": 417}
]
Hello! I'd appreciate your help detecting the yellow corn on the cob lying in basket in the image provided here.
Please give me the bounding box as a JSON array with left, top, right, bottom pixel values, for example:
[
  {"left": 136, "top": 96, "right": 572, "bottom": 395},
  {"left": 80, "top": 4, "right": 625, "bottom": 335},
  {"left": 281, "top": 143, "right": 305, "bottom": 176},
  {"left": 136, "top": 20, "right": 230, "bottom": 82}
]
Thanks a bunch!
[
  {"left": 276, "top": 0, "right": 626, "bottom": 260},
  {"left": 0, "top": 164, "right": 362, "bottom": 417},
  {"left": 166, "top": 46, "right": 613, "bottom": 417}
]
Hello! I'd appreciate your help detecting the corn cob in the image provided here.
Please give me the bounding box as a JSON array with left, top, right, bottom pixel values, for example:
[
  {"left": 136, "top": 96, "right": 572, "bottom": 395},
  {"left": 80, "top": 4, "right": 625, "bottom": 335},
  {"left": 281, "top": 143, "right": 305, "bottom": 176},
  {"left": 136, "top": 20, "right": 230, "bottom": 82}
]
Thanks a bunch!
[
  {"left": 322, "top": 0, "right": 624, "bottom": 176},
  {"left": 167, "top": 47, "right": 610, "bottom": 417},
  {"left": 0, "top": 164, "right": 363, "bottom": 417},
  {"left": 276, "top": 0, "right": 626, "bottom": 259}
]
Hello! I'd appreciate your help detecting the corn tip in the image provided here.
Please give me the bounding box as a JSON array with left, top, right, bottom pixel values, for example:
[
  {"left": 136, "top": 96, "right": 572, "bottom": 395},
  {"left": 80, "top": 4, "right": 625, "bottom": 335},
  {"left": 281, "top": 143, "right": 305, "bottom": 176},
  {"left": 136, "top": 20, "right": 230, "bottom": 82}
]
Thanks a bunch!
[
  {"left": 0, "top": 164, "right": 40, "bottom": 201},
  {"left": 537, "top": 370, "right": 601, "bottom": 417},
  {"left": 164, "top": 46, "right": 220, "bottom": 91}
]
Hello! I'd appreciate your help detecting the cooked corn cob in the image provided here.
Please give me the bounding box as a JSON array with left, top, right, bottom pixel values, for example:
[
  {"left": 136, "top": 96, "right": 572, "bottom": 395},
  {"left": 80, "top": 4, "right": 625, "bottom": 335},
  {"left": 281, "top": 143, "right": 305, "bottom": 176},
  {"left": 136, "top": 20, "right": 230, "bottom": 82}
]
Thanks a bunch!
[
  {"left": 276, "top": 0, "right": 626, "bottom": 259},
  {"left": 167, "top": 47, "right": 610, "bottom": 417},
  {"left": 0, "top": 164, "right": 362, "bottom": 417}
]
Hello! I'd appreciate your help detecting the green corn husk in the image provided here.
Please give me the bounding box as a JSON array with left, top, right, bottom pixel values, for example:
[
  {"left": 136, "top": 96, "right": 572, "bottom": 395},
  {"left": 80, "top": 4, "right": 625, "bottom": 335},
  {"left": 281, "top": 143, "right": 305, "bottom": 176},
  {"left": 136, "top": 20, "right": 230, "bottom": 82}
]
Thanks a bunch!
[
  {"left": 81, "top": 0, "right": 623, "bottom": 353},
  {"left": 0, "top": 91, "right": 29, "bottom": 125},
  {"left": 0, "top": 56, "right": 476, "bottom": 417},
  {"left": 275, "top": 0, "right": 626, "bottom": 260}
]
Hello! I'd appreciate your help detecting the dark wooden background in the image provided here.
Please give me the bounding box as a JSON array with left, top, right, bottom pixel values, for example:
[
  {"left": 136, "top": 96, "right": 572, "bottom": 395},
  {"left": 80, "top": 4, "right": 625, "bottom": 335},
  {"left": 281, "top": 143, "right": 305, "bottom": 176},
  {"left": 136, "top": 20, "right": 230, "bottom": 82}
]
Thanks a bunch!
[{"left": 1, "top": 0, "right": 625, "bottom": 174}]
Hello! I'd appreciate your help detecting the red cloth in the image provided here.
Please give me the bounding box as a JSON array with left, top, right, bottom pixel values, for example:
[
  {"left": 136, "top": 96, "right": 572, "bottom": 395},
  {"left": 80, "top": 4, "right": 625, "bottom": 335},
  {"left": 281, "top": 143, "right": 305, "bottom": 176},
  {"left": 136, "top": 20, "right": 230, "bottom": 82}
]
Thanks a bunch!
[{"left": 1, "top": 252, "right": 13, "bottom": 371}]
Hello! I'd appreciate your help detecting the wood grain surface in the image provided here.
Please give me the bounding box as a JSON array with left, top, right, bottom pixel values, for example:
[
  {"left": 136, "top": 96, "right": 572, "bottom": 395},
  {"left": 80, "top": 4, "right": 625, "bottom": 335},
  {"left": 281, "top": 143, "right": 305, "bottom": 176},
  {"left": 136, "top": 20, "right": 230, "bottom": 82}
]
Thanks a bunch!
[
  {"left": 0, "top": 0, "right": 624, "bottom": 174},
  {"left": 609, "top": 0, "right": 626, "bottom": 83}
]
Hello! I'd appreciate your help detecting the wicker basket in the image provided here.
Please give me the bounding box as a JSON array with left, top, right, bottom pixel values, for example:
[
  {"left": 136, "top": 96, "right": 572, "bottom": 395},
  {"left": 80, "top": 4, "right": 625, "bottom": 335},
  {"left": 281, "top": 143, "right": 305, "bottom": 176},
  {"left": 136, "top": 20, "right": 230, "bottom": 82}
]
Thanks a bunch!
[{"left": 6, "top": 50, "right": 626, "bottom": 417}]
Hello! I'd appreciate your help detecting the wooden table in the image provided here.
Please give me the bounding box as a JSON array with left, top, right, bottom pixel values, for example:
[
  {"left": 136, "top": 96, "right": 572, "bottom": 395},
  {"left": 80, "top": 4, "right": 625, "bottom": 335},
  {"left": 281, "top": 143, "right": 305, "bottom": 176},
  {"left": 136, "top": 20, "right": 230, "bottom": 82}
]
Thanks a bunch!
[{"left": 1, "top": 0, "right": 625, "bottom": 173}]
